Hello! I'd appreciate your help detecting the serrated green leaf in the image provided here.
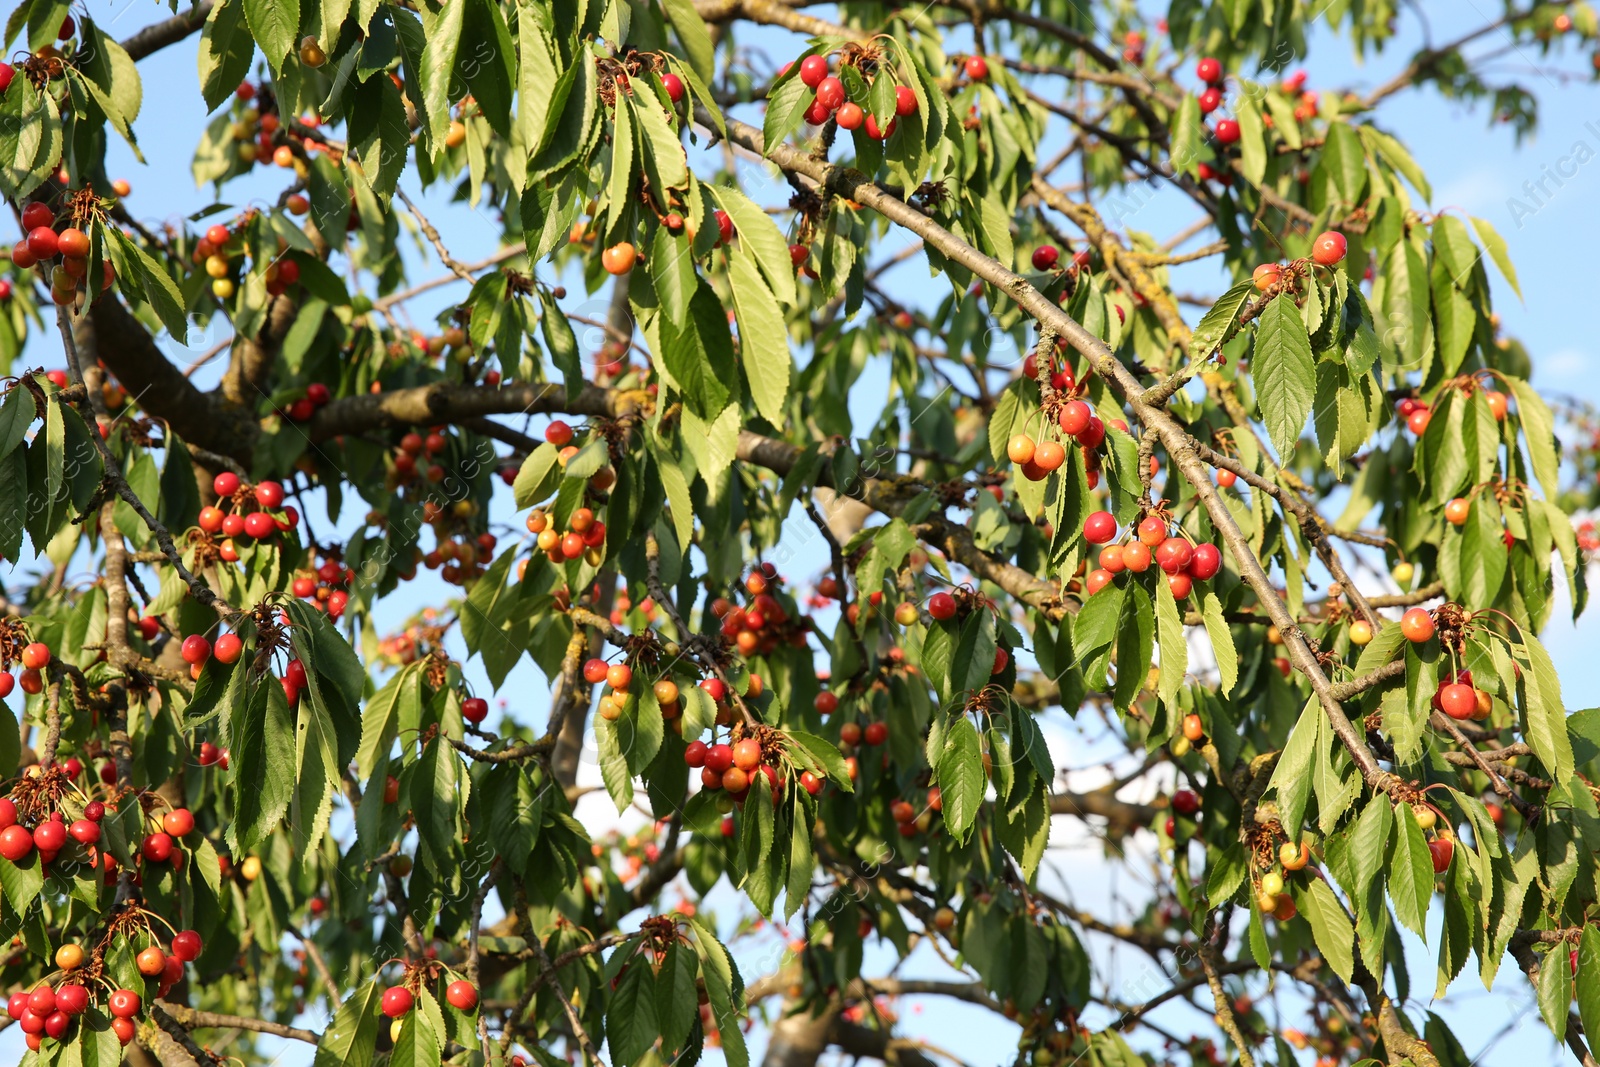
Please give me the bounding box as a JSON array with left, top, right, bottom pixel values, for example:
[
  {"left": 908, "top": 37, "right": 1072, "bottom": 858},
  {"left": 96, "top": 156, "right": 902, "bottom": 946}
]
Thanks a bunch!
[{"left": 1253, "top": 295, "right": 1316, "bottom": 462}]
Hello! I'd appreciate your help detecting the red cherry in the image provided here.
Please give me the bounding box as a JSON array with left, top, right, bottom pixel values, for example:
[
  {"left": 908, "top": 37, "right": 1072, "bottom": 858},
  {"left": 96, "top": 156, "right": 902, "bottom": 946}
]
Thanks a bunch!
[
  {"left": 1428, "top": 837, "right": 1453, "bottom": 873},
  {"left": 55, "top": 985, "right": 87, "bottom": 1015},
  {"left": 685, "top": 741, "right": 709, "bottom": 768},
  {"left": 835, "top": 101, "right": 863, "bottom": 130},
  {"left": 0, "top": 673, "right": 11, "bottom": 699},
  {"left": 84, "top": 801, "right": 104, "bottom": 821},
  {"left": 255, "top": 480, "right": 285, "bottom": 508},
  {"left": 661, "top": 73, "right": 684, "bottom": 103},
  {"left": 964, "top": 55, "right": 988, "bottom": 79},
  {"left": 1031, "top": 245, "right": 1059, "bottom": 270},
  {"left": 5, "top": 992, "right": 24, "bottom": 1019},
  {"left": 1172, "top": 789, "right": 1200, "bottom": 816},
  {"left": 212, "top": 471, "right": 240, "bottom": 497},
  {"left": 1186, "top": 543, "right": 1222, "bottom": 581},
  {"left": 545, "top": 421, "right": 574, "bottom": 446},
  {"left": 21, "top": 203, "right": 53, "bottom": 231},
  {"left": 163, "top": 808, "right": 195, "bottom": 837},
  {"left": 446, "top": 980, "right": 478, "bottom": 1011},
  {"left": 801, "top": 771, "right": 823, "bottom": 795},
  {"left": 141, "top": 832, "right": 174, "bottom": 862},
  {"left": 462, "top": 697, "right": 489, "bottom": 723},
  {"left": 799, "top": 55, "right": 829, "bottom": 88},
  {"left": 815, "top": 76, "right": 845, "bottom": 111},
  {"left": 214, "top": 633, "right": 243, "bottom": 664},
  {"left": 1195, "top": 58, "right": 1222, "bottom": 84},
  {"left": 181, "top": 634, "right": 211, "bottom": 664},
  {"left": 863, "top": 722, "right": 888, "bottom": 745},
  {"left": 1155, "top": 537, "right": 1194, "bottom": 574},
  {"left": 1311, "top": 231, "right": 1347, "bottom": 266},
  {"left": 382, "top": 986, "right": 414, "bottom": 1018},
  {"left": 1083, "top": 511, "right": 1117, "bottom": 545},
  {"left": 705, "top": 744, "right": 734, "bottom": 774},
  {"left": 243, "top": 512, "right": 276, "bottom": 539},
  {"left": 1400, "top": 608, "right": 1435, "bottom": 643},
  {"left": 108, "top": 989, "right": 141, "bottom": 1018},
  {"left": 1438, "top": 683, "right": 1477, "bottom": 720},
  {"left": 894, "top": 85, "right": 918, "bottom": 116},
  {"left": 26, "top": 227, "right": 59, "bottom": 259},
  {"left": 1198, "top": 87, "right": 1222, "bottom": 113},
  {"left": 814, "top": 691, "right": 839, "bottom": 715},
  {"left": 27, "top": 986, "right": 55, "bottom": 1015},
  {"left": 30, "top": 815, "right": 65, "bottom": 850},
  {"left": 68, "top": 820, "right": 99, "bottom": 845},
  {"left": 1214, "top": 119, "right": 1240, "bottom": 144},
  {"left": 699, "top": 678, "right": 727, "bottom": 701},
  {"left": 927, "top": 592, "right": 957, "bottom": 620}
]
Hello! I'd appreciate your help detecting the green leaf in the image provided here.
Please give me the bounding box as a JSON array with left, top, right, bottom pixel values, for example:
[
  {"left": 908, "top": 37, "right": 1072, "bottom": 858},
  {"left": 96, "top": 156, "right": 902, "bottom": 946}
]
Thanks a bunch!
[
  {"left": 608, "top": 959, "right": 660, "bottom": 1066},
  {"left": 937, "top": 716, "right": 985, "bottom": 843},
  {"left": 1200, "top": 589, "right": 1236, "bottom": 695},
  {"left": 225, "top": 673, "right": 296, "bottom": 853},
  {"left": 418, "top": 0, "right": 465, "bottom": 152},
  {"left": 112, "top": 231, "right": 189, "bottom": 339},
  {"left": 655, "top": 942, "right": 700, "bottom": 1055},
  {"left": 1389, "top": 803, "right": 1434, "bottom": 938},
  {"left": 1188, "top": 280, "right": 1254, "bottom": 360},
  {"left": 312, "top": 980, "right": 383, "bottom": 1067},
  {"left": 762, "top": 66, "right": 815, "bottom": 157},
  {"left": 389, "top": 1006, "right": 442, "bottom": 1067},
  {"left": 1236, "top": 94, "right": 1267, "bottom": 186},
  {"left": 1253, "top": 294, "right": 1316, "bottom": 462},
  {"left": 348, "top": 74, "right": 409, "bottom": 197},
  {"left": 660, "top": 0, "right": 714, "bottom": 83},
  {"left": 1577, "top": 928, "right": 1600, "bottom": 1053},
  {"left": 726, "top": 243, "right": 791, "bottom": 427},
  {"left": 1510, "top": 377, "right": 1561, "bottom": 503},
  {"left": 1539, "top": 944, "right": 1572, "bottom": 1040},
  {"left": 197, "top": 0, "right": 255, "bottom": 113},
  {"left": 1469, "top": 215, "right": 1522, "bottom": 300},
  {"left": 0, "top": 851, "right": 43, "bottom": 916},
  {"left": 710, "top": 185, "right": 797, "bottom": 307},
  {"left": 1154, "top": 572, "right": 1186, "bottom": 710},
  {"left": 788, "top": 732, "right": 852, "bottom": 792},
  {"left": 1268, "top": 698, "right": 1319, "bottom": 840},
  {"left": 242, "top": 0, "right": 299, "bottom": 72},
  {"left": 1112, "top": 578, "right": 1154, "bottom": 713},
  {"left": 513, "top": 442, "right": 562, "bottom": 509},
  {"left": 458, "top": 0, "right": 515, "bottom": 138},
  {"left": 1320, "top": 122, "right": 1367, "bottom": 205},
  {"left": 1298, "top": 876, "right": 1355, "bottom": 983},
  {"left": 1169, "top": 93, "right": 1202, "bottom": 175},
  {"left": 538, "top": 286, "right": 584, "bottom": 403},
  {"left": 1518, "top": 633, "right": 1574, "bottom": 788},
  {"left": 0, "top": 385, "right": 36, "bottom": 458}
]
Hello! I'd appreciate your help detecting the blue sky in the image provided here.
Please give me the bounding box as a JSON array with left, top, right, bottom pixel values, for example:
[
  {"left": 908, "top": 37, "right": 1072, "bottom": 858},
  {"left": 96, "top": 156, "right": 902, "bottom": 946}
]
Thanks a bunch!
[{"left": 5, "top": 2, "right": 1600, "bottom": 1065}]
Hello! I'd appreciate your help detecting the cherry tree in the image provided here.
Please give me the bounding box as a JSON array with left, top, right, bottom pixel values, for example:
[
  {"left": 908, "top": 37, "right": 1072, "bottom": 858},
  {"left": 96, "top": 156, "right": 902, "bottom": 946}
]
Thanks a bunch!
[{"left": 0, "top": 1, "right": 1593, "bottom": 1066}]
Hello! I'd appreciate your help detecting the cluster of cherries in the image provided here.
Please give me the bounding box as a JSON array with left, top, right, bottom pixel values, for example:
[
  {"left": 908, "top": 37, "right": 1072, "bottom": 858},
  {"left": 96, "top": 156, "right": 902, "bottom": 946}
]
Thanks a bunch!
[
  {"left": 6, "top": 964, "right": 148, "bottom": 1050},
  {"left": 788, "top": 52, "right": 920, "bottom": 138},
  {"left": 10, "top": 201, "right": 113, "bottom": 308},
  {"left": 1432, "top": 668, "right": 1492, "bottom": 722},
  {"left": 528, "top": 505, "right": 606, "bottom": 568},
  {"left": 889, "top": 787, "right": 942, "bottom": 838},
  {"left": 1412, "top": 804, "right": 1455, "bottom": 873},
  {"left": 292, "top": 553, "right": 357, "bottom": 619},
  {"left": 193, "top": 220, "right": 301, "bottom": 301},
  {"left": 392, "top": 428, "right": 454, "bottom": 489},
  {"left": 175, "top": 628, "right": 244, "bottom": 680},
  {"left": 1081, "top": 513, "right": 1222, "bottom": 601},
  {"left": 713, "top": 567, "right": 803, "bottom": 657},
  {"left": 1253, "top": 836, "right": 1311, "bottom": 922},
  {"left": 197, "top": 472, "right": 298, "bottom": 562},
  {"left": 224, "top": 80, "right": 331, "bottom": 187},
  {"left": 0, "top": 794, "right": 102, "bottom": 865},
  {"left": 684, "top": 731, "right": 822, "bottom": 805},
  {"left": 0, "top": 640, "right": 55, "bottom": 699},
  {"left": 379, "top": 977, "right": 479, "bottom": 1028}
]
